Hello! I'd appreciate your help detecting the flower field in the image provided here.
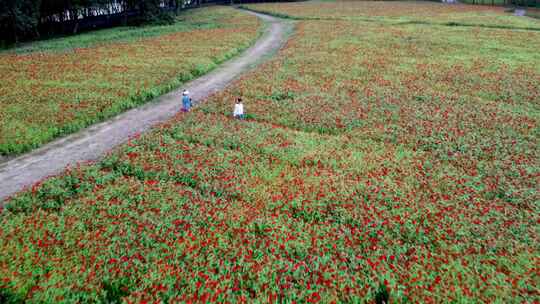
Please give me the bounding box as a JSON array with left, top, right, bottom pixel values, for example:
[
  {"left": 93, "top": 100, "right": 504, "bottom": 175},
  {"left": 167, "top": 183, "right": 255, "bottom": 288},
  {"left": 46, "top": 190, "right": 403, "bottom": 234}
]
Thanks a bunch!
[
  {"left": 242, "top": 1, "right": 540, "bottom": 29},
  {"left": 0, "top": 7, "right": 261, "bottom": 156},
  {"left": 1, "top": 1, "right": 539, "bottom": 303}
]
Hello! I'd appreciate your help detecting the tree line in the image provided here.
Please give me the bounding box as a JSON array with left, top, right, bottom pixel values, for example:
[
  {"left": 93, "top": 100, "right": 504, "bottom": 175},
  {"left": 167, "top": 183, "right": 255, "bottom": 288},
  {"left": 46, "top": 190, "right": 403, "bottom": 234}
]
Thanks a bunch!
[{"left": 0, "top": 0, "right": 214, "bottom": 45}]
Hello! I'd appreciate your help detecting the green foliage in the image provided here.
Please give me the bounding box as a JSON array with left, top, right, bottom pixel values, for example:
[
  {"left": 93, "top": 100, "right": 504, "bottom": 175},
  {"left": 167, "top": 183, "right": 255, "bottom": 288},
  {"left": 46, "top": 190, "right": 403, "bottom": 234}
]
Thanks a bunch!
[
  {"left": 100, "top": 279, "right": 132, "bottom": 304},
  {"left": 136, "top": 0, "right": 176, "bottom": 25},
  {"left": 0, "top": 0, "right": 41, "bottom": 43},
  {"left": 0, "top": 288, "right": 24, "bottom": 304},
  {"left": 0, "top": 0, "right": 188, "bottom": 45},
  {"left": 374, "top": 283, "right": 390, "bottom": 304}
]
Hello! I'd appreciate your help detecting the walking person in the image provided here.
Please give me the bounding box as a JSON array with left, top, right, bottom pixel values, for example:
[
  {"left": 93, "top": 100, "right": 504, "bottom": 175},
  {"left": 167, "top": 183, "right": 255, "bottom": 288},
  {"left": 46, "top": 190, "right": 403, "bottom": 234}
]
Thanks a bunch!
[
  {"left": 182, "top": 90, "right": 192, "bottom": 112},
  {"left": 233, "top": 98, "right": 244, "bottom": 119}
]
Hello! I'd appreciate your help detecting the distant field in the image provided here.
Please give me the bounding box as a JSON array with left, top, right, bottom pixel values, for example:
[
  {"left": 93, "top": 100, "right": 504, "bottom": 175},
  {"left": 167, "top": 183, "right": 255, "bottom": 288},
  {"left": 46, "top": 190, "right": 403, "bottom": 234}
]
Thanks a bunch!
[
  {"left": 243, "top": 1, "right": 540, "bottom": 29},
  {"left": 527, "top": 7, "right": 540, "bottom": 18},
  {"left": 0, "top": 7, "right": 261, "bottom": 155},
  {"left": 460, "top": 0, "right": 539, "bottom": 6},
  {"left": 459, "top": 0, "right": 510, "bottom": 5},
  {"left": 1, "top": 1, "right": 539, "bottom": 303}
]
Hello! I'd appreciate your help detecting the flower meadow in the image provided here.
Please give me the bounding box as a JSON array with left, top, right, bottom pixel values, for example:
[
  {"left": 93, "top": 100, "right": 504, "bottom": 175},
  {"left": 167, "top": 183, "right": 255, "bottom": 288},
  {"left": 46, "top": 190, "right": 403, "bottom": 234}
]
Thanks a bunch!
[
  {"left": 1, "top": 1, "right": 540, "bottom": 303},
  {"left": 242, "top": 1, "right": 540, "bottom": 30},
  {"left": 0, "top": 7, "right": 261, "bottom": 156}
]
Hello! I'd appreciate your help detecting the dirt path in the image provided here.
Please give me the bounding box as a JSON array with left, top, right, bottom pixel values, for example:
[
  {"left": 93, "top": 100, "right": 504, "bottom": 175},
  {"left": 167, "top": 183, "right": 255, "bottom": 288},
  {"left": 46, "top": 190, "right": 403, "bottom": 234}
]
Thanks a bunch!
[{"left": 0, "top": 11, "right": 293, "bottom": 203}]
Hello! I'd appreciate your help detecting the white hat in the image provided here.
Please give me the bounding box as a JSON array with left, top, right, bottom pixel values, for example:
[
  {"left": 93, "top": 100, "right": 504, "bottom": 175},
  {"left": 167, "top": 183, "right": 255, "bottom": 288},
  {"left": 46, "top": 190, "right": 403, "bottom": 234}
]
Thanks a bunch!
[{"left": 183, "top": 90, "right": 190, "bottom": 95}]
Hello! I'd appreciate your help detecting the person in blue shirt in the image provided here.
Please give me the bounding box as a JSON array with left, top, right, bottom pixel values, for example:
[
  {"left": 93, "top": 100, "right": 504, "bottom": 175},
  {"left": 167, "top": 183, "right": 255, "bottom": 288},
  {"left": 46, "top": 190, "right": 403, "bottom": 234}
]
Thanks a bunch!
[{"left": 182, "top": 90, "right": 192, "bottom": 112}]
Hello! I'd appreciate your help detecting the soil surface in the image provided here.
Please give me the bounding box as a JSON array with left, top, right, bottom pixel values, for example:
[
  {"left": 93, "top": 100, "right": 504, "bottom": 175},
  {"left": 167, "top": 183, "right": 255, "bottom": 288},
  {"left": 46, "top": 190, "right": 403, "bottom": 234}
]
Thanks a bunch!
[{"left": 0, "top": 10, "right": 292, "bottom": 203}]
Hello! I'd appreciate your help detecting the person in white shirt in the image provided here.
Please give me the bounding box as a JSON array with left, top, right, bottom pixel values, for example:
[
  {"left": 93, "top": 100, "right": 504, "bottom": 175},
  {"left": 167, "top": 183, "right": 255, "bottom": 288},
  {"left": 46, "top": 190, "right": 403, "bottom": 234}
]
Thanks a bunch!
[{"left": 233, "top": 98, "right": 244, "bottom": 119}]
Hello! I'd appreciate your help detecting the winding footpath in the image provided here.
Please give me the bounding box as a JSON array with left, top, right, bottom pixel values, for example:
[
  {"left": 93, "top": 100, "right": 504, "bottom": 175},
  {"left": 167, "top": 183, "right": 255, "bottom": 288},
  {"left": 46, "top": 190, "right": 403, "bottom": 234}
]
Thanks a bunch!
[{"left": 0, "top": 11, "right": 292, "bottom": 203}]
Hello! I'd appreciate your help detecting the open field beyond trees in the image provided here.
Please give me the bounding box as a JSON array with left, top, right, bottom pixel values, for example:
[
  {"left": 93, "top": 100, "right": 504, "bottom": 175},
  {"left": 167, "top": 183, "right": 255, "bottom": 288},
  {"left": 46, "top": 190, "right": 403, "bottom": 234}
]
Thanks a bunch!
[
  {"left": 0, "top": 7, "right": 261, "bottom": 156},
  {"left": 1, "top": 1, "right": 539, "bottom": 303}
]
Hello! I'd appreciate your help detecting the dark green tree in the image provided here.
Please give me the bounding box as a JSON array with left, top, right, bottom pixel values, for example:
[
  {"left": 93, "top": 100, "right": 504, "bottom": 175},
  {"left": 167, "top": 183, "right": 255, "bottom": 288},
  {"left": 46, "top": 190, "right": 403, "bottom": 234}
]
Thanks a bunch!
[{"left": 0, "top": 0, "right": 41, "bottom": 43}]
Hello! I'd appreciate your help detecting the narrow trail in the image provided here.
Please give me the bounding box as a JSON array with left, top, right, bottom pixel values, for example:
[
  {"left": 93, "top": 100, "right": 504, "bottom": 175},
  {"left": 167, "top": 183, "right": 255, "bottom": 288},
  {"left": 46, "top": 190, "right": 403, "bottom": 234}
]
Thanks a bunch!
[{"left": 0, "top": 10, "right": 293, "bottom": 203}]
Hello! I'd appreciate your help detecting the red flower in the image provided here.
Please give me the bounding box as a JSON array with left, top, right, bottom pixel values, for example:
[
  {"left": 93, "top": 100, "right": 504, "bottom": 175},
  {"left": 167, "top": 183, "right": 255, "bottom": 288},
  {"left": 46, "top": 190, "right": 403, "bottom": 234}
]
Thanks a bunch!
[
  {"left": 307, "top": 292, "right": 321, "bottom": 303},
  {"left": 145, "top": 180, "right": 158, "bottom": 186}
]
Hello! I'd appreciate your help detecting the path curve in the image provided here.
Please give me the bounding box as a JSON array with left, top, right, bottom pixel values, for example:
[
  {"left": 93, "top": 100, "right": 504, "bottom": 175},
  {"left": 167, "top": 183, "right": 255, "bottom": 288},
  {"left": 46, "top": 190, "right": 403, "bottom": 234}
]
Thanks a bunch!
[{"left": 0, "top": 10, "right": 292, "bottom": 203}]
